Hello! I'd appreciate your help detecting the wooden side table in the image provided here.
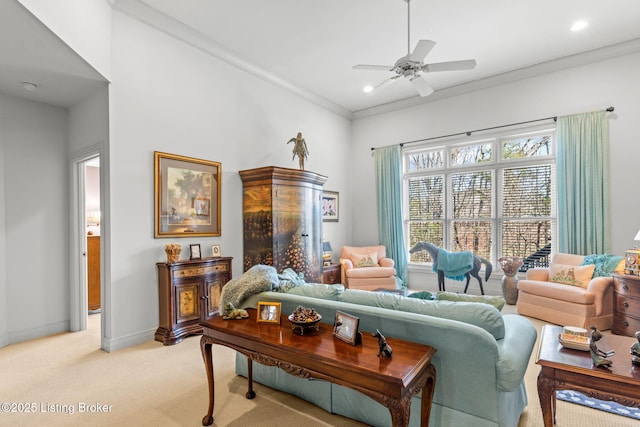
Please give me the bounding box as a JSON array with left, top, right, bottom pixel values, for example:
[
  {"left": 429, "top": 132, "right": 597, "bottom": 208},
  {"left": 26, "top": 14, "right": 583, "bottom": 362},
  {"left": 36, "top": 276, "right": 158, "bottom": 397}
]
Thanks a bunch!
[
  {"left": 612, "top": 273, "right": 640, "bottom": 336},
  {"left": 322, "top": 263, "right": 341, "bottom": 284}
]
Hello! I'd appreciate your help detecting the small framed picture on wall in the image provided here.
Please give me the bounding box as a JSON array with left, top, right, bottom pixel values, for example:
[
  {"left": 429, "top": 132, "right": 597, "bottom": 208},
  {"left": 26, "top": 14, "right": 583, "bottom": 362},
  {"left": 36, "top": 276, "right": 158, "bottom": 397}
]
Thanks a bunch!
[
  {"left": 211, "top": 245, "right": 221, "bottom": 257},
  {"left": 189, "top": 244, "right": 201, "bottom": 260},
  {"left": 322, "top": 191, "right": 339, "bottom": 222}
]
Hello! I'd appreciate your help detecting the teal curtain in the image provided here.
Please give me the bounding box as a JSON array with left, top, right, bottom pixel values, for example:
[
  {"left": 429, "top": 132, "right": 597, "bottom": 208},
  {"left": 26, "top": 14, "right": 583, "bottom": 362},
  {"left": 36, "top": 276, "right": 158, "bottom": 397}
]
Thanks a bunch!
[
  {"left": 374, "top": 145, "right": 408, "bottom": 288},
  {"left": 556, "top": 111, "right": 610, "bottom": 254}
]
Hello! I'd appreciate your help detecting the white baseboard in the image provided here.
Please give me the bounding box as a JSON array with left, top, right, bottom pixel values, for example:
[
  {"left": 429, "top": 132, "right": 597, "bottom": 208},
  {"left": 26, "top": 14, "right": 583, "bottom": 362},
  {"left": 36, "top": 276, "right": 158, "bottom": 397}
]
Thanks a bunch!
[{"left": 102, "top": 327, "right": 155, "bottom": 352}]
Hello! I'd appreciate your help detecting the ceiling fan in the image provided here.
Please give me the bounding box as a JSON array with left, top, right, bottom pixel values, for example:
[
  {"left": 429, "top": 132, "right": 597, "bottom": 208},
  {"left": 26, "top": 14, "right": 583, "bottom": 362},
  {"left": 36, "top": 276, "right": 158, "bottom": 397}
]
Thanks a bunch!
[{"left": 353, "top": 0, "right": 477, "bottom": 97}]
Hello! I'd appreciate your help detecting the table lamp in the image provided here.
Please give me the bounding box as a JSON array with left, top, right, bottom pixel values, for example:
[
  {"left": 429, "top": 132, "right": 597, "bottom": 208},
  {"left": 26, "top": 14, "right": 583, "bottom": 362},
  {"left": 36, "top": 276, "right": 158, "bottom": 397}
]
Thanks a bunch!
[{"left": 322, "top": 241, "right": 333, "bottom": 265}]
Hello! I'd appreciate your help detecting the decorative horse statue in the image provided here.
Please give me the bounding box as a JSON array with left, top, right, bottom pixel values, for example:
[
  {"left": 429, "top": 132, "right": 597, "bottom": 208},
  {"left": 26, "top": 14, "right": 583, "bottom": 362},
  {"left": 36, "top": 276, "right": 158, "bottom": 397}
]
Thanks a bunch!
[{"left": 409, "top": 242, "right": 492, "bottom": 295}]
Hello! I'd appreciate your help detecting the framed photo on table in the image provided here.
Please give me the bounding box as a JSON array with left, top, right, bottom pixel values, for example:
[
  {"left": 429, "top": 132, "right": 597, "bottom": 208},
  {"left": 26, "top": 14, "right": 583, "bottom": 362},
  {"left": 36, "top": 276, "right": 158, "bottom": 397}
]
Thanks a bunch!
[
  {"left": 333, "top": 310, "right": 360, "bottom": 345},
  {"left": 322, "top": 191, "right": 339, "bottom": 222},
  {"left": 189, "top": 244, "right": 201, "bottom": 260},
  {"left": 257, "top": 302, "right": 281, "bottom": 323},
  {"left": 211, "top": 245, "right": 221, "bottom": 257},
  {"left": 154, "top": 151, "right": 221, "bottom": 238}
]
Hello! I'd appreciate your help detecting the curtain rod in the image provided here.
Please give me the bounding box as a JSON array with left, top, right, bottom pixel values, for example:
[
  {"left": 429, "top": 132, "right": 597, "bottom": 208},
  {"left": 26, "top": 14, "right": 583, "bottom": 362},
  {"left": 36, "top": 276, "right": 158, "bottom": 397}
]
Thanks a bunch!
[{"left": 370, "top": 106, "right": 615, "bottom": 151}]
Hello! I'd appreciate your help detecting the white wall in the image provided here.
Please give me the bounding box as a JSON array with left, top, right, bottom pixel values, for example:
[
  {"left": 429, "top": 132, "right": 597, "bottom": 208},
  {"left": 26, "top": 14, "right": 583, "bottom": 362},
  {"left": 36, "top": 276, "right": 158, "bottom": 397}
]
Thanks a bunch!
[
  {"left": 351, "top": 53, "right": 640, "bottom": 293},
  {"left": 18, "top": 0, "right": 112, "bottom": 80},
  {"left": 0, "top": 93, "right": 70, "bottom": 343},
  {"left": 105, "top": 12, "right": 352, "bottom": 349}
]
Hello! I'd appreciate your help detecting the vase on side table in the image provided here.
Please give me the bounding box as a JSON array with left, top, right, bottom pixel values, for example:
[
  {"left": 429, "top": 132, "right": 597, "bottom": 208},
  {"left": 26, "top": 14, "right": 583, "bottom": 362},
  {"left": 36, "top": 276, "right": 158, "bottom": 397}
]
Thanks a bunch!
[{"left": 501, "top": 274, "right": 519, "bottom": 305}]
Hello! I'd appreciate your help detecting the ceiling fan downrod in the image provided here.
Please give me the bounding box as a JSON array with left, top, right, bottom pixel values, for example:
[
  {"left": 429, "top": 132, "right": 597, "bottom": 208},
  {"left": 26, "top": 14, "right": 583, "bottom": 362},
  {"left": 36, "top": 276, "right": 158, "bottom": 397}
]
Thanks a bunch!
[{"left": 405, "top": 0, "right": 411, "bottom": 55}]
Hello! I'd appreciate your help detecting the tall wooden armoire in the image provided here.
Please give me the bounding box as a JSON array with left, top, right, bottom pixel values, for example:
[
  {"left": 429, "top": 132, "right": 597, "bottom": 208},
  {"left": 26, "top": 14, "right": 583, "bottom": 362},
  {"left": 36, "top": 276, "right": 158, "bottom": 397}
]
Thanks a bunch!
[{"left": 239, "top": 166, "right": 326, "bottom": 283}]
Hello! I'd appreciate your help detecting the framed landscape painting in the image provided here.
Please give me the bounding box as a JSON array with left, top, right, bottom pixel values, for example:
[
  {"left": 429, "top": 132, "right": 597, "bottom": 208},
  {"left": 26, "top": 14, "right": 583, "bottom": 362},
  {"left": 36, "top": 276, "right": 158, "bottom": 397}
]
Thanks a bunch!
[
  {"left": 322, "top": 190, "right": 339, "bottom": 222},
  {"left": 155, "top": 151, "right": 221, "bottom": 238}
]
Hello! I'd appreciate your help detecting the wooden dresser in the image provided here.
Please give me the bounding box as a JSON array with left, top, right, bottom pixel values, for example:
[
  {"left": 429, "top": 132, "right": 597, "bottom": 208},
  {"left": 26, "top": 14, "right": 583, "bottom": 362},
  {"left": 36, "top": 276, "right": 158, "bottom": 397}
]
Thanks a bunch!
[
  {"left": 322, "top": 263, "right": 341, "bottom": 284},
  {"left": 155, "top": 257, "right": 232, "bottom": 345},
  {"left": 612, "top": 273, "right": 640, "bottom": 336}
]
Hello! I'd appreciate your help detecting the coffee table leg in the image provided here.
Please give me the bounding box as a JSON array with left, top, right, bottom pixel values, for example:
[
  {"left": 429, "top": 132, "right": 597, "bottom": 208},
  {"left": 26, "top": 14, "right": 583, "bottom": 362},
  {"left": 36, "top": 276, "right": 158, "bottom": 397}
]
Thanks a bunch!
[
  {"left": 246, "top": 358, "right": 256, "bottom": 399},
  {"left": 537, "top": 370, "right": 555, "bottom": 427},
  {"left": 419, "top": 364, "right": 436, "bottom": 426},
  {"left": 200, "top": 337, "right": 215, "bottom": 426}
]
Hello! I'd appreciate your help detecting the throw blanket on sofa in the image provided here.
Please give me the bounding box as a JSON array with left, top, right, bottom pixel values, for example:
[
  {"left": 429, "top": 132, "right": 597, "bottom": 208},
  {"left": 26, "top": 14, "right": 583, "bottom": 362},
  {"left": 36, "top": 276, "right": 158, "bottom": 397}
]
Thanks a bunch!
[
  {"left": 219, "top": 265, "right": 307, "bottom": 312},
  {"left": 433, "top": 248, "right": 474, "bottom": 281}
]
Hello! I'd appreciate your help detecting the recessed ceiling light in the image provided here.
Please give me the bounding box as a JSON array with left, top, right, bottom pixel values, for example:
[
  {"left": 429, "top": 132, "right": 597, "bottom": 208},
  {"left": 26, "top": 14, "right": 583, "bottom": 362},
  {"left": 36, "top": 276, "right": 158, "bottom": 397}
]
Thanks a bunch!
[
  {"left": 363, "top": 85, "right": 373, "bottom": 94},
  {"left": 571, "top": 21, "right": 588, "bottom": 32},
  {"left": 21, "top": 81, "right": 38, "bottom": 92}
]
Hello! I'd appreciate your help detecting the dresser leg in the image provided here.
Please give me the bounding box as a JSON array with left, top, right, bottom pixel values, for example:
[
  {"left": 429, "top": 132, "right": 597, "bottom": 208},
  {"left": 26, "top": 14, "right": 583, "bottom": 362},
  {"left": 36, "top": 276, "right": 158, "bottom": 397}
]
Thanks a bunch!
[{"left": 246, "top": 358, "right": 256, "bottom": 399}]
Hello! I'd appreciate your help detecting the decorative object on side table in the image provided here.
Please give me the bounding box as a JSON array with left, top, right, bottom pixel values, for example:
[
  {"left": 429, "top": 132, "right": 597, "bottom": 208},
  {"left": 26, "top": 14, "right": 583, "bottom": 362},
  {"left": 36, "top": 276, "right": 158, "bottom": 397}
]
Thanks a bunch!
[
  {"left": 333, "top": 310, "right": 361, "bottom": 345},
  {"left": 189, "top": 243, "right": 201, "bottom": 260},
  {"left": 322, "top": 240, "right": 333, "bottom": 265},
  {"left": 222, "top": 303, "right": 248, "bottom": 320},
  {"left": 288, "top": 305, "right": 321, "bottom": 335},
  {"left": 372, "top": 329, "right": 393, "bottom": 358},
  {"left": 631, "top": 331, "right": 640, "bottom": 366},
  {"left": 165, "top": 243, "right": 181, "bottom": 263},
  {"left": 589, "top": 326, "right": 614, "bottom": 368},
  {"left": 257, "top": 301, "right": 281, "bottom": 323},
  {"left": 498, "top": 256, "right": 523, "bottom": 305},
  {"left": 286, "top": 131, "right": 309, "bottom": 170},
  {"left": 211, "top": 244, "right": 221, "bottom": 257},
  {"left": 624, "top": 229, "right": 640, "bottom": 275}
]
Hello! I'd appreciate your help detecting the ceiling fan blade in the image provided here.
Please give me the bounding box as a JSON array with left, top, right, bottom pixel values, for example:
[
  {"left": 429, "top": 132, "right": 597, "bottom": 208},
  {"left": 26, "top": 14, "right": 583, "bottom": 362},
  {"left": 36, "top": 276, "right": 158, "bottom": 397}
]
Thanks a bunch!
[
  {"left": 367, "top": 75, "right": 402, "bottom": 95},
  {"left": 424, "top": 59, "right": 477, "bottom": 72},
  {"left": 353, "top": 64, "right": 393, "bottom": 71},
  {"left": 409, "top": 75, "right": 434, "bottom": 97},
  {"left": 409, "top": 40, "right": 436, "bottom": 62}
]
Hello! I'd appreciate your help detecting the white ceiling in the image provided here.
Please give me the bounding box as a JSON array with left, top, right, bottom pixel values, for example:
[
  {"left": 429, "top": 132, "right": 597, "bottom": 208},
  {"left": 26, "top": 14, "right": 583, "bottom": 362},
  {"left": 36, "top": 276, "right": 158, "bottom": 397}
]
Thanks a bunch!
[{"left": 2, "top": 0, "right": 640, "bottom": 117}]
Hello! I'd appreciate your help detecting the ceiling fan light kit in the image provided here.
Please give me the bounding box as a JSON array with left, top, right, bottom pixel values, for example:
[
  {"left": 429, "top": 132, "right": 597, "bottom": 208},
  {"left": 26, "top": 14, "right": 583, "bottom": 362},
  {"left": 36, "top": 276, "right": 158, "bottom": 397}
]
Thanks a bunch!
[{"left": 353, "top": 0, "right": 476, "bottom": 97}]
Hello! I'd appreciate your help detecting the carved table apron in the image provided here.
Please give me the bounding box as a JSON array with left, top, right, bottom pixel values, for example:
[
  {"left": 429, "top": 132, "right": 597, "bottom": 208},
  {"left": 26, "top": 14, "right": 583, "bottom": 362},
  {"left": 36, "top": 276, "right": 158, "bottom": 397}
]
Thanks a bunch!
[
  {"left": 200, "top": 308, "right": 437, "bottom": 426},
  {"left": 536, "top": 324, "right": 640, "bottom": 427}
]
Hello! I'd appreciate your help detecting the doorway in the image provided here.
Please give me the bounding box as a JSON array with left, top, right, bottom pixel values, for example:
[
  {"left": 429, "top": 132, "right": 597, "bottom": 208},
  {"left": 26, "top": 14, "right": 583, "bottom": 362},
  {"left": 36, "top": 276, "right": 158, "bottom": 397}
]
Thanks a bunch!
[{"left": 70, "top": 144, "right": 106, "bottom": 348}]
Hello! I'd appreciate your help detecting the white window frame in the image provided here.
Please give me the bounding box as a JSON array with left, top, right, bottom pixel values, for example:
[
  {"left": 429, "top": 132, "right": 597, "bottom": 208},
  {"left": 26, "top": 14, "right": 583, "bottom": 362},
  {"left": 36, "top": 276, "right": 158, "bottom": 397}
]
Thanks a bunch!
[{"left": 403, "top": 124, "right": 557, "bottom": 270}]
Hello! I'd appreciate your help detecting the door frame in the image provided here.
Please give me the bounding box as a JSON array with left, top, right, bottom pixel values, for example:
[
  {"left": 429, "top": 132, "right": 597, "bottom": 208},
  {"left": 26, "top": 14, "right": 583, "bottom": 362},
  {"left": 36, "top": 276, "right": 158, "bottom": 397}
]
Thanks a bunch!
[{"left": 70, "top": 142, "right": 108, "bottom": 349}]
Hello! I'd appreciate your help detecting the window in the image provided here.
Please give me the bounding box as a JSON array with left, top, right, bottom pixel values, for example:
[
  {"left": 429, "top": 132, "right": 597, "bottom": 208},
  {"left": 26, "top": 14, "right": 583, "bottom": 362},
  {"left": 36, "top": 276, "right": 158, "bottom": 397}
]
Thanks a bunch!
[{"left": 404, "top": 128, "right": 555, "bottom": 270}]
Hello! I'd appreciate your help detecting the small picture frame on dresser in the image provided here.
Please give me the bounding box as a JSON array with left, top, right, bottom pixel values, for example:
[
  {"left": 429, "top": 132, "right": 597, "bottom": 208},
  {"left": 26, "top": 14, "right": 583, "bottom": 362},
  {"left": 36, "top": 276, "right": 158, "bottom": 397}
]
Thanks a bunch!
[
  {"left": 211, "top": 245, "right": 221, "bottom": 257},
  {"left": 189, "top": 244, "right": 201, "bottom": 260}
]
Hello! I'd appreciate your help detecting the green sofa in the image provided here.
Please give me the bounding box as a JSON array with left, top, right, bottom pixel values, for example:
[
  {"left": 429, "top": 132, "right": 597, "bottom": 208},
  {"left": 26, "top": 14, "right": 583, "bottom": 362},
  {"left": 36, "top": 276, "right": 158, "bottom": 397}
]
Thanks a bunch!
[{"left": 235, "top": 282, "right": 537, "bottom": 427}]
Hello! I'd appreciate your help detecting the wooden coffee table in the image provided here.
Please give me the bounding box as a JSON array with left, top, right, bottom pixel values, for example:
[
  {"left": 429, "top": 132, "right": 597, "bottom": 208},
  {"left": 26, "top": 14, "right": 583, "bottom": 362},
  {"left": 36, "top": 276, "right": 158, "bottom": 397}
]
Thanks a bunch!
[
  {"left": 536, "top": 324, "right": 640, "bottom": 426},
  {"left": 200, "top": 308, "right": 437, "bottom": 426}
]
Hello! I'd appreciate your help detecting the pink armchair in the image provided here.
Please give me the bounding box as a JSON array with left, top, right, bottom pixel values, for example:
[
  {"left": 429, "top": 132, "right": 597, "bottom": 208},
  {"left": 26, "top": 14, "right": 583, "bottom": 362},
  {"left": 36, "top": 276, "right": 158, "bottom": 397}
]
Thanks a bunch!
[
  {"left": 517, "top": 253, "right": 624, "bottom": 330},
  {"left": 339, "top": 245, "right": 397, "bottom": 291}
]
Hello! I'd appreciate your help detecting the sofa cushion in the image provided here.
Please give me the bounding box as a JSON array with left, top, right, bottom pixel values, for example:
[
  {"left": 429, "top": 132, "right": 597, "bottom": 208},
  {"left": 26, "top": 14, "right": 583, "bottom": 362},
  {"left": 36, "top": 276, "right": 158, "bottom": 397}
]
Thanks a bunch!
[
  {"left": 436, "top": 291, "right": 506, "bottom": 311},
  {"left": 338, "top": 289, "right": 505, "bottom": 339},
  {"left": 517, "top": 280, "right": 596, "bottom": 304},
  {"left": 581, "top": 253, "right": 625, "bottom": 277},
  {"left": 345, "top": 266, "right": 396, "bottom": 278},
  {"left": 549, "top": 263, "right": 595, "bottom": 288},
  {"left": 286, "top": 283, "right": 344, "bottom": 299},
  {"left": 351, "top": 252, "right": 378, "bottom": 267},
  {"left": 397, "top": 298, "right": 505, "bottom": 339}
]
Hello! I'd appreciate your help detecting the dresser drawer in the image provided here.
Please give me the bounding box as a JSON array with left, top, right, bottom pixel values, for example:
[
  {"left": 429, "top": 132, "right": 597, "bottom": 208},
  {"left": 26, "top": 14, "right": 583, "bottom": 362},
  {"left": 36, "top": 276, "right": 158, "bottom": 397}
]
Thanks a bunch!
[
  {"left": 614, "top": 293, "right": 640, "bottom": 315},
  {"left": 613, "top": 274, "right": 640, "bottom": 298},
  {"left": 612, "top": 312, "right": 640, "bottom": 336}
]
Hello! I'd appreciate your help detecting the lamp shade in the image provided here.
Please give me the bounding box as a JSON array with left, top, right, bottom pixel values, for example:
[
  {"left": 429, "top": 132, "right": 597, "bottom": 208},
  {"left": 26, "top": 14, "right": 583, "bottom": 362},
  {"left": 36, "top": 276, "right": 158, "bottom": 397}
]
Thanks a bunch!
[
  {"left": 635, "top": 230, "right": 640, "bottom": 241},
  {"left": 323, "top": 241, "right": 333, "bottom": 252}
]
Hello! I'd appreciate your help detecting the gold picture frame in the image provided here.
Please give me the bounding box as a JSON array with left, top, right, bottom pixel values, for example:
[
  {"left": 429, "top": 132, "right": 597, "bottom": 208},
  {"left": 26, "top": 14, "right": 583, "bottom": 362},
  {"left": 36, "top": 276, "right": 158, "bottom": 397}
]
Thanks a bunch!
[
  {"left": 154, "top": 151, "right": 221, "bottom": 238},
  {"left": 257, "top": 302, "right": 281, "bottom": 323}
]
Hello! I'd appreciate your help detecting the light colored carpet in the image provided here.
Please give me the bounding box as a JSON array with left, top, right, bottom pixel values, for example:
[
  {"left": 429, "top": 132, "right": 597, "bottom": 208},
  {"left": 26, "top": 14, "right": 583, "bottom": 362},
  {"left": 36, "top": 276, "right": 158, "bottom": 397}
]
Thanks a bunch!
[{"left": 0, "top": 306, "right": 637, "bottom": 426}]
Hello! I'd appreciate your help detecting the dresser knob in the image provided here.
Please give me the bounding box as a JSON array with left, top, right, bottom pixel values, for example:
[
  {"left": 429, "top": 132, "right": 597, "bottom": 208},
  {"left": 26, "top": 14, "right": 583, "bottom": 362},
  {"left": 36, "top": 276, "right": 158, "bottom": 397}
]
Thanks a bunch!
[
  {"left": 623, "top": 301, "right": 629, "bottom": 308},
  {"left": 624, "top": 321, "right": 629, "bottom": 327},
  {"left": 623, "top": 285, "right": 629, "bottom": 291}
]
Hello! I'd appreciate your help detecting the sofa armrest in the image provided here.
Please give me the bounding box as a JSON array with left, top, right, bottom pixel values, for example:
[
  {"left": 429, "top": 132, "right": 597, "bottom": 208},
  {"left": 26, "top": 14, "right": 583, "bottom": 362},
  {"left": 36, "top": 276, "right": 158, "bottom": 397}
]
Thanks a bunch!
[
  {"left": 525, "top": 268, "right": 549, "bottom": 281},
  {"left": 586, "top": 276, "right": 614, "bottom": 316},
  {"left": 495, "top": 314, "right": 537, "bottom": 391},
  {"left": 340, "top": 258, "right": 353, "bottom": 285},
  {"left": 378, "top": 257, "right": 395, "bottom": 268}
]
